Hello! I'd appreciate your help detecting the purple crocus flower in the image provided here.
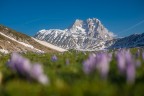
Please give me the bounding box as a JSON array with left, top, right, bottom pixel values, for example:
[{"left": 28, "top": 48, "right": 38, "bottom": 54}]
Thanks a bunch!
[
  {"left": 30, "top": 64, "right": 43, "bottom": 78},
  {"left": 83, "top": 52, "right": 112, "bottom": 79},
  {"left": 116, "top": 49, "right": 137, "bottom": 84},
  {"left": 126, "top": 62, "right": 135, "bottom": 84},
  {"left": 7, "top": 53, "right": 49, "bottom": 85},
  {"left": 30, "top": 64, "right": 48, "bottom": 85},
  {"left": 83, "top": 54, "right": 96, "bottom": 74},
  {"left": 96, "top": 53, "right": 111, "bottom": 79},
  {"left": 51, "top": 55, "right": 58, "bottom": 62},
  {"left": 116, "top": 50, "right": 126, "bottom": 73},
  {"left": 125, "top": 50, "right": 136, "bottom": 84},
  {"left": 125, "top": 50, "right": 134, "bottom": 67},
  {"left": 7, "top": 53, "right": 31, "bottom": 75}
]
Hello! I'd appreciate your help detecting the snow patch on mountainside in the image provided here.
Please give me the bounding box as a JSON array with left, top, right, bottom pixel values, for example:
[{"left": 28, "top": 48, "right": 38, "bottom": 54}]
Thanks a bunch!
[
  {"left": 0, "top": 32, "right": 33, "bottom": 48},
  {"left": 32, "top": 38, "right": 67, "bottom": 52}
]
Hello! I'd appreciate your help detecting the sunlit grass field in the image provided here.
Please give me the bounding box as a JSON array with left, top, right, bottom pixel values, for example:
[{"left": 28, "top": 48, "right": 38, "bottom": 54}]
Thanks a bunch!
[{"left": 0, "top": 48, "right": 144, "bottom": 96}]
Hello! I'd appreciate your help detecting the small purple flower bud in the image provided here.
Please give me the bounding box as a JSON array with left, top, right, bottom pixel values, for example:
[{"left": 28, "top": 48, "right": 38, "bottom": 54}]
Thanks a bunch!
[
  {"left": 135, "top": 49, "right": 140, "bottom": 58},
  {"left": 66, "top": 59, "right": 70, "bottom": 65},
  {"left": 51, "top": 55, "right": 58, "bottom": 62},
  {"left": 142, "top": 52, "right": 144, "bottom": 60}
]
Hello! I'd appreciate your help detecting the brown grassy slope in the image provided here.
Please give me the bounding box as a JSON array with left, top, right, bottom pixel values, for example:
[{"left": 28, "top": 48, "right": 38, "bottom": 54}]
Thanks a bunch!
[{"left": 0, "top": 25, "right": 57, "bottom": 53}]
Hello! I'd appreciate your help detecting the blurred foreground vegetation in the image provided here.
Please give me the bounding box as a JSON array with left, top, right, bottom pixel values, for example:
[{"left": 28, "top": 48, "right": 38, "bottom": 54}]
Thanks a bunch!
[{"left": 0, "top": 48, "right": 144, "bottom": 96}]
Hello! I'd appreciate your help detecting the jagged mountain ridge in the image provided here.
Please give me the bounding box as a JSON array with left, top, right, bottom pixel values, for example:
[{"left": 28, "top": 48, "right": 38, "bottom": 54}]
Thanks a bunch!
[
  {"left": 35, "top": 18, "right": 114, "bottom": 51},
  {"left": 0, "top": 25, "right": 57, "bottom": 53}
]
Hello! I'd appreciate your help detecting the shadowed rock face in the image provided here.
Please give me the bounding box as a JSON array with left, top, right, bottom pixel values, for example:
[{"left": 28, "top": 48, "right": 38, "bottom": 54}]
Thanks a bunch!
[
  {"left": 108, "top": 33, "right": 144, "bottom": 49},
  {"left": 34, "top": 18, "right": 114, "bottom": 51}
]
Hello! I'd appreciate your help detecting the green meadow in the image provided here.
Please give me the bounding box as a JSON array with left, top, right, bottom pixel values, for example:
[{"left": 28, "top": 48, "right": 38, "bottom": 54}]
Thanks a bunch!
[{"left": 0, "top": 48, "right": 144, "bottom": 96}]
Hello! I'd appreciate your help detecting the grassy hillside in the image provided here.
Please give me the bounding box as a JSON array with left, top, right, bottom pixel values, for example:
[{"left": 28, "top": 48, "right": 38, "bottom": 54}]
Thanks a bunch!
[
  {"left": 0, "top": 25, "right": 31, "bottom": 41},
  {"left": 0, "top": 25, "right": 56, "bottom": 53}
]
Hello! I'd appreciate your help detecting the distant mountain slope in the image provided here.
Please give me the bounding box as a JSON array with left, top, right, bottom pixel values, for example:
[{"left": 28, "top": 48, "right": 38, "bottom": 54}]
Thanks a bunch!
[
  {"left": 0, "top": 25, "right": 59, "bottom": 53},
  {"left": 109, "top": 33, "right": 144, "bottom": 49},
  {"left": 34, "top": 18, "right": 114, "bottom": 51}
]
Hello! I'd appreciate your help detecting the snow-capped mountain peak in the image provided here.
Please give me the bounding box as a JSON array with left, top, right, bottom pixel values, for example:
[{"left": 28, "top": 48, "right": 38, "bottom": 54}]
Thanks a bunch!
[
  {"left": 69, "top": 18, "right": 114, "bottom": 40},
  {"left": 34, "top": 18, "right": 115, "bottom": 51}
]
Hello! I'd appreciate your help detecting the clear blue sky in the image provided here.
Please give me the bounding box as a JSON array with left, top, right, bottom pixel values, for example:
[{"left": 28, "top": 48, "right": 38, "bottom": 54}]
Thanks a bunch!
[{"left": 1, "top": 0, "right": 144, "bottom": 37}]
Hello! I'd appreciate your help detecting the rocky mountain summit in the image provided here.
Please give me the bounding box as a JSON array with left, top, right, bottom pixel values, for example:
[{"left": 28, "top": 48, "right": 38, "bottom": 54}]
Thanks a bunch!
[{"left": 35, "top": 18, "right": 114, "bottom": 51}]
